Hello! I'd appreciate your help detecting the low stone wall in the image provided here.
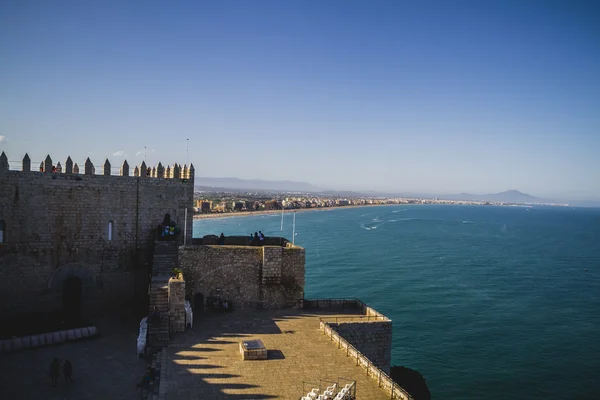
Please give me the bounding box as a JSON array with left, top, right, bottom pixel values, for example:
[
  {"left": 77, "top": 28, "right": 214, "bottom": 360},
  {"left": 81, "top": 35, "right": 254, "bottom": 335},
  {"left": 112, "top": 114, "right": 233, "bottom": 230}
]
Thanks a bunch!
[
  {"left": 193, "top": 236, "right": 291, "bottom": 247},
  {"left": 328, "top": 320, "right": 392, "bottom": 373},
  {"left": 307, "top": 298, "right": 413, "bottom": 400},
  {"left": 0, "top": 326, "right": 98, "bottom": 354}
]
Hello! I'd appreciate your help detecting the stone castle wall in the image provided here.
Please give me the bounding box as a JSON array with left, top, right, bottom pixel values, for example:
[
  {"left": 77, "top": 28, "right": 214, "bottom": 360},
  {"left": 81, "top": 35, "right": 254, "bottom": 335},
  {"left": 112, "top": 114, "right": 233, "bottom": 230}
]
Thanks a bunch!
[
  {"left": 0, "top": 153, "right": 194, "bottom": 317},
  {"left": 179, "top": 244, "right": 305, "bottom": 309},
  {"left": 329, "top": 320, "right": 392, "bottom": 373}
]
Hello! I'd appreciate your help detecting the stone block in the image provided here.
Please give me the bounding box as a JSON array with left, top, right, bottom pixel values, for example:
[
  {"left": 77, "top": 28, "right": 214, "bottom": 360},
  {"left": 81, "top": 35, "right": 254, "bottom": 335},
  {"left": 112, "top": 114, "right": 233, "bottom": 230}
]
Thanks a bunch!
[
  {"left": 239, "top": 339, "right": 267, "bottom": 360},
  {"left": 53, "top": 331, "right": 62, "bottom": 343},
  {"left": 45, "top": 332, "right": 54, "bottom": 345}
]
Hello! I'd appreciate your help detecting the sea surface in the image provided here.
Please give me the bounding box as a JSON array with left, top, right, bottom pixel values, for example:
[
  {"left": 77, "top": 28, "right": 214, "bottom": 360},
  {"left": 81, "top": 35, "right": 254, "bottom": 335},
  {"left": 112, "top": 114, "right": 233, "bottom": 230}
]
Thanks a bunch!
[{"left": 193, "top": 205, "right": 600, "bottom": 399}]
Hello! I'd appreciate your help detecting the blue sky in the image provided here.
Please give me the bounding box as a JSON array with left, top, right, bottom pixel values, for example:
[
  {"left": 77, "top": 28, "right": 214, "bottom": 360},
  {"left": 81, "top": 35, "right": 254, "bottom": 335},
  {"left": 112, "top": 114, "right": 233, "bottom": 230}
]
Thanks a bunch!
[{"left": 1, "top": 1, "right": 599, "bottom": 200}]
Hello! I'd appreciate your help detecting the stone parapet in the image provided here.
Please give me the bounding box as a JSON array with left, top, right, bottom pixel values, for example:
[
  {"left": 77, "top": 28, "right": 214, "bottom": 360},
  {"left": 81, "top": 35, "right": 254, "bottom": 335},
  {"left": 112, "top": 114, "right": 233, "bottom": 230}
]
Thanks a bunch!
[
  {"left": 308, "top": 298, "right": 413, "bottom": 400},
  {"left": 168, "top": 277, "right": 185, "bottom": 334}
]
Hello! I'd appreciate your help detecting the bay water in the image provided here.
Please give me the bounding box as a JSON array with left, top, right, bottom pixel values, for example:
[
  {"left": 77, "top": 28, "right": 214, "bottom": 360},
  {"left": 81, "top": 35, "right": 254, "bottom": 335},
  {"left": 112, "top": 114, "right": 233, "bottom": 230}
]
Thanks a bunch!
[{"left": 193, "top": 205, "right": 600, "bottom": 399}]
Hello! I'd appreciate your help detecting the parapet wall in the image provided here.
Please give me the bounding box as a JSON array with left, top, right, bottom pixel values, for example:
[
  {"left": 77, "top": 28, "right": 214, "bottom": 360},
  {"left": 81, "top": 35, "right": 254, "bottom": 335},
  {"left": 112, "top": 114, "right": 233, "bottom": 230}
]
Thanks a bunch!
[
  {"left": 179, "top": 243, "right": 305, "bottom": 309},
  {"left": 0, "top": 152, "right": 195, "bottom": 180},
  {"left": 307, "top": 298, "right": 413, "bottom": 400},
  {"left": 328, "top": 321, "right": 392, "bottom": 373}
]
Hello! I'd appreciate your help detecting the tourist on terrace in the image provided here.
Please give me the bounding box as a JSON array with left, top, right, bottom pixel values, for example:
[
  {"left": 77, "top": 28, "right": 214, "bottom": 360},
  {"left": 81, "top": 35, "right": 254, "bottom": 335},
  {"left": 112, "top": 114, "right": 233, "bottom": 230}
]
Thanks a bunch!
[
  {"left": 259, "top": 231, "right": 265, "bottom": 242},
  {"left": 218, "top": 233, "right": 225, "bottom": 245},
  {"left": 63, "top": 359, "right": 73, "bottom": 385},
  {"left": 249, "top": 233, "right": 254, "bottom": 243},
  {"left": 50, "top": 358, "right": 61, "bottom": 387},
  {"left": 252, "top": 232, "right": 260, "bottom": 246}
]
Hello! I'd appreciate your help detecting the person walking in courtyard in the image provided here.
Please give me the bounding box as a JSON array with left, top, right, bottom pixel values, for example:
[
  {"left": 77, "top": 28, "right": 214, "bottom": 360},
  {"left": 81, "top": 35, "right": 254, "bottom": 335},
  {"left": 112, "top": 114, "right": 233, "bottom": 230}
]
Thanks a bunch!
[
  {"left": 63, "top": 359, "right": 73, "bottom": 385},
  {"left": 49, "top": 357, "right": 60, "bottom": 387}
]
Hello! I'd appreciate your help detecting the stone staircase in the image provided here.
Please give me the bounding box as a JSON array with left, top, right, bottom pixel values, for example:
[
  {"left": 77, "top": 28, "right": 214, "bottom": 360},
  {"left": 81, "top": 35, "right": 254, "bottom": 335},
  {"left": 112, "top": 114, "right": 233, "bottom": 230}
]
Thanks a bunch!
[
  {"left": 147, "top": 240, "right": 179, "bottom": 357},
  {"left": 153, "top": 240, "right": 179, "bottom": 277},
  {"left": 148, "top": 278, "right": 170, "bottom": 354}
]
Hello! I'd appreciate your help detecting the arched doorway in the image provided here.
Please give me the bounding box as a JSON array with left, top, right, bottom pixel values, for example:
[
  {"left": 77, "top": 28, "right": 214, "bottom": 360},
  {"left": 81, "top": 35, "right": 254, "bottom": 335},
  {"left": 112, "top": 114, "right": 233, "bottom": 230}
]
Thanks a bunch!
[
  {"left": 194, "top": 293, "right": 204, "bottom": 313},
  {"left": 62, "top": 277, "right": 83, "bottom": 322}
]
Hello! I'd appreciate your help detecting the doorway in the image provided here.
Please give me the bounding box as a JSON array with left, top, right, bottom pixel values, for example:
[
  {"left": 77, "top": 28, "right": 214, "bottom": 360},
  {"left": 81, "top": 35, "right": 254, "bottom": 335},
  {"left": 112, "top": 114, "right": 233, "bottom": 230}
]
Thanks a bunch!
[
  {"left": 62, "top": 276, "right": 83, "bottom": 322},
  {"left": 194, "top": 293, "right": 204, "bottom": 313}
]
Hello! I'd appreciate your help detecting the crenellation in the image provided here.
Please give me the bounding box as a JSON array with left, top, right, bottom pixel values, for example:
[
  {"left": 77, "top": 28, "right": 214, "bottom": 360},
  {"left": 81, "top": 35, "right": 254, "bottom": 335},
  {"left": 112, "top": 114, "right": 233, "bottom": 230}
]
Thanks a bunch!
[
  {"left": 22, "top": 153, "right": 31, "bottom": 172},
  {"left": 103, "top": 159, "right": 111, "bottom": 176},
  {"left": 84, "top": 157, "right": 93, "bottom": 175},
  {"left": 172, "top": 163, "right": 180, "bottom": 179},
  {"left": 140, "top": 161, "right": 147, "bottom": 178},
  {"left": 65, "top": 156, "right": 73, "bottom": 174},
  {"left": 44, "top": 155, "right": 52, "bottom": 173},
  {"left": 0, "top": 153, "right": 199, "bottom": 186},
  {"left": 182, "top": 164, "right": 188, "bottom": 179},
  {"left": 0, "top": 152, "right": 8, "bottom": 173},
  {"left": 120, "top": 160, "right": 129, "bottom": 177}
]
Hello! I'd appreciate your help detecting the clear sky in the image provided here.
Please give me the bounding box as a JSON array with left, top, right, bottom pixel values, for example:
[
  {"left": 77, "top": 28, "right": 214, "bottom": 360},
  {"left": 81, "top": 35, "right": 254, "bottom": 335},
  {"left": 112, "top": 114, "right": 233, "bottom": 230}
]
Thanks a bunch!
[{"left": 1, "top": 1, "right": 599, "bottom": 200}]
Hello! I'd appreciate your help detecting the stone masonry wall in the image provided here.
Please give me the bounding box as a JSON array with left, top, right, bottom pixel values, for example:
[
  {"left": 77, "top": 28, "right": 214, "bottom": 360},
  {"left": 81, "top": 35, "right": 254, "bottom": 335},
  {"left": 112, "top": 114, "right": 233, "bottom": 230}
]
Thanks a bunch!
[
  {"left": 330, "top": 321, "right": 392, "bottom": 374},
  {"left": 179, "top": 244, "right": 305, "bottom": 309},
  {"left": 168, "top": 277, "right": 185, "bottom": 333},
  {"left": 0, "top": 163, "right": 194, "bottom": 317}
]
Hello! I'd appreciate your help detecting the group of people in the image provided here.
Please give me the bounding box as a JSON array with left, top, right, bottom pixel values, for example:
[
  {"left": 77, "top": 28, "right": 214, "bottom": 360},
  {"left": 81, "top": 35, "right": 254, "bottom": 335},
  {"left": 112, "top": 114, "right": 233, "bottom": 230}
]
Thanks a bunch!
[
  {"left": 250, "top": 231, "right": 265, "bottom": 246},
  {"left": 161, "top": 222, "right": 179, "bottom": 238},
  {"left": 49, "top": 357, "right": 73, "bottom": 387},
  {"left": 215, "top": 231, "right": 266, "bottom": 246}
]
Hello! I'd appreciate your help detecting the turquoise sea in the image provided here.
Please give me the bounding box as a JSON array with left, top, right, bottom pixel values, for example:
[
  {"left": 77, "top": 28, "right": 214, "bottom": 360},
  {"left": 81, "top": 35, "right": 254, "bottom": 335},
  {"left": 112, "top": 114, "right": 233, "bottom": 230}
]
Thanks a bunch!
[{"left": 193, "top": 205, "right": 600, "bottom": 399}]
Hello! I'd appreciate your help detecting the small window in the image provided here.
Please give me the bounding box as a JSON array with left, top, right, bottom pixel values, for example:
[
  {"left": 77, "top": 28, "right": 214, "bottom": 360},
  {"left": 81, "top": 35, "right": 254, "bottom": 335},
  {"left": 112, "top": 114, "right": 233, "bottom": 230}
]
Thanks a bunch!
[
  {"left": 108, "top": 220, "right": 114, "bottom": 241},
  {"left": 0, "top": 220, "right": 5, "bottom": 243}
]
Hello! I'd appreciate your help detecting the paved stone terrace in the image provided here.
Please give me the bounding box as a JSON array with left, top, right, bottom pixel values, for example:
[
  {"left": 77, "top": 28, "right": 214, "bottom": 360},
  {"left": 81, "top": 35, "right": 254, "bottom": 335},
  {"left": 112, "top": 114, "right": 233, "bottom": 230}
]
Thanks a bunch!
[
  {"left": 0, "top": 315, "right": 148, "bottom": 400},
  {"left": 162, "top": 309, "right": 391, "bottom": 400}
]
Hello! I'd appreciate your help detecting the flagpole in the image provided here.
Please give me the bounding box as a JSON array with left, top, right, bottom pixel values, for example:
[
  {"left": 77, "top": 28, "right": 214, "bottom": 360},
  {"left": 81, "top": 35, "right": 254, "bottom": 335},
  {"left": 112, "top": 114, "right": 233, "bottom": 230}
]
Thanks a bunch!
[
  {"left": 186, "top": 138, "right": 189, "bottom": 166},
  {"left": 292, "top": 211, "right": 296, "bottom": 246}
]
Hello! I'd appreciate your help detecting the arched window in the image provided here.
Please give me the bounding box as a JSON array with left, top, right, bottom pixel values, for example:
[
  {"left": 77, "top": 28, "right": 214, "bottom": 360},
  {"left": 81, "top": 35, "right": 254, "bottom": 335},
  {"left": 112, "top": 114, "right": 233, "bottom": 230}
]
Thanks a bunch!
[
  {"left": 108, "top": 220, "right": 114, "bottom": 241},
  {"left": 0, "top": 220, "right": 5, "bottom": 243}
]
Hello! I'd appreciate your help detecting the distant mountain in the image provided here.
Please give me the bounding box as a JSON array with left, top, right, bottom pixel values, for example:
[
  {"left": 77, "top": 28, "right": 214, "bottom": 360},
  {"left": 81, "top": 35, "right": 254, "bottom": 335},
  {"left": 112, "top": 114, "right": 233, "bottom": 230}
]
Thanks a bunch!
[
  {"left": 480, "top": 190, "right": 541, "bottom": 203},
  {"left": 194, "top": 177, "right": 323, "bottom": 192},
  {"left": 441, "top": 190, "right": 541, "bottom": 203}
]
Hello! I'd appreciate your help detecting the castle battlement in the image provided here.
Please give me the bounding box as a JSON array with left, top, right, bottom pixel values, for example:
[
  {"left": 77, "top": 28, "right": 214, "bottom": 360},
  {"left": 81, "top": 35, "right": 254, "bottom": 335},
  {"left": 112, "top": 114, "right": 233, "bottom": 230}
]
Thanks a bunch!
[{"left": 0, "top": 152, "right": 194, "bottom": 181}]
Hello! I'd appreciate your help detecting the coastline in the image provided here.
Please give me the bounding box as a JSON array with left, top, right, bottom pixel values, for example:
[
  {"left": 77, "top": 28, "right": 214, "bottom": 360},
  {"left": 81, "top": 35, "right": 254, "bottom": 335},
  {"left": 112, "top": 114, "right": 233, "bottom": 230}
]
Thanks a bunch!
[{"left": 192, "top": 204, "right": 391, "bottom": 220}]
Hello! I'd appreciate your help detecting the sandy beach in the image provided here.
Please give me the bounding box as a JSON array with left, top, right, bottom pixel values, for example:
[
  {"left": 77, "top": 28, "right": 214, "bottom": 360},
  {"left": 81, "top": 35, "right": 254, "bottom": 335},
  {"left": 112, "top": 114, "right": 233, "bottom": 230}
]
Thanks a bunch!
[{"left": 192, "top": 204, "right": 392, "bottom": 220}]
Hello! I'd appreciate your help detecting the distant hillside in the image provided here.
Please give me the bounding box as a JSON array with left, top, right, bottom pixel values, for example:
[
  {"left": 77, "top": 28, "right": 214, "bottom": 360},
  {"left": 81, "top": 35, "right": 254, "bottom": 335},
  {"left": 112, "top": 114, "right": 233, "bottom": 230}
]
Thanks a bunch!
[
  {"left": 479, "top": 190, "right": 540, "bottom": 203},
  {"left": 194, "top": 177, "right": 323, "bottom": 192},
  {"left": 442, "top": 190, "right": 541, "bottom": 203}
]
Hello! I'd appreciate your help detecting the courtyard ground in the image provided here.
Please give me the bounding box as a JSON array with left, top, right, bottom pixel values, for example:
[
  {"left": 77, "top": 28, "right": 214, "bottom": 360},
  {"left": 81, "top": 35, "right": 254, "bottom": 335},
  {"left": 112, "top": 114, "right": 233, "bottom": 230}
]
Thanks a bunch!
[
  {"left": 161, "top": 308, "right": 391, "bottom": 400},
  {"left": 0, "top": 314, "right": 148, "bottom": 400}
]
